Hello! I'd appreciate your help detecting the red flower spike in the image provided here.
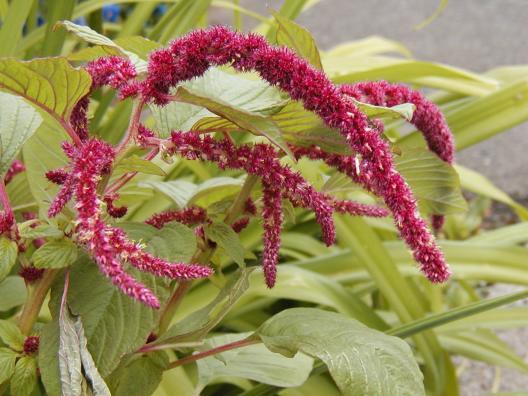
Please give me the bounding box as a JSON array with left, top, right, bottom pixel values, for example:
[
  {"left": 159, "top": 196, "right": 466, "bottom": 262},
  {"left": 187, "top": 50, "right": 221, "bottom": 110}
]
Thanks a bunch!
[
  {"left": 244, "top": 198, "right": 257, "bottom": 215},
  {"left": 45, "top": 168, "right": 69, "bottom": 185},
  {"left": 19, "top": 266, "right": 45, "bottom": 283},
  {"left": 137, "top": 26, "right": 451, "bottom": 282},
  {"left": 331, "top": 199, "right": 389, "bottom": 218},
  {"left": 232, "top": 217, "right": 250, "bottom": 233},
  {"left": 23, "top": 336, "right": 39, "bottom": 355},
  {"left": 4, "top": 160, "right": 25, "bottom": 185},
  {"left": 169, "top": 131, "right": 336, "bottom": 246},
  {"left": 104, "top": 193, "right": 128, "bottom": 218},
  {"left": 261, "top": 183, "right": 283, "bottom": 288},
  {"left": 49, "top": 139, "right": 212, "bottom": 308},
  {"left": 145, "top": 207, "right": 207, "bottom": 229}
]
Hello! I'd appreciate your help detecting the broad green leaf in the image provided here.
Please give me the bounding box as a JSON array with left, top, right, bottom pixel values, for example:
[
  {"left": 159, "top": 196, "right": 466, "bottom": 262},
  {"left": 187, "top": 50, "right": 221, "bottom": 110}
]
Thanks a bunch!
[
  {"left": 196, "top": 332, "right": 313, "bottom": 391},
  {"left": 257, "top": 308, "right": 424, "bottom": 396},
  {"left": 176, "top": 86, "right": 293, "bottom": 158},
  {"left": 158, "top": 268, "right": 254, "bottom": 344},
  {"left": 272, "top": 11, "right": 322, "bottom": 70},
  {"left": 455, "top": 164, "right": 528, "bottom": 219},
  {"left": 10, "top": 356, "right": 37, "bottom": 396},
  {"left": 205, "top": 222, "right": 245, "bottom": 267},
  {"left": 121, "top": 222, "right": 196, "bottom": 263},
  {"left": 352, "top": 99, "right": 415, "bottom": 122},
  {"left": 141, "top": 177, "right": 243, "bottom": 209},
  {"left": 19, "top": 223, "right": 64, "bottom": 240},
  {"left": 5, "top": 168, "right": 34, "bottom": 210},
  {"left": 115, "top": 154, "right": 166, "bottom": 177},
  {"left": 39, "top": 320, "right": 61, "bottom": 395},
  {"left": 0, "top": 347, "right": 17, "bottom": 383},
  {"left": 0, "top": 58, "right": 91, "bottom": 126},
  {"left": 0, "top": 237, "right": 18, "bottom": 282},
  {"left": 395, "top": 148, "right": 467, "bottom": 215},
  {"left": 52, "top": 258, "right": 171, "bottom": 377},
  {"left": 0, "top": 92, "right": 42, "bottom": 176},
  {"left": 57, "top": 20, "right": 148, "bottom": 72},
  {"left": 22, "top": 121, "right": 70, "bottom": 218},
  {"left": 33, "top": 239, "right": 79, "bottom": 269},
  {"left": 0, "top": 276, "right": 26, "bottom": 311},
  {"left": 59, "top": 302, "right": 110, "bottom": 396},
  {"left": 107, "top": 351, "right": 168, "bottom": 396},
  {"left": 152, "top": 68, "right": 285, "bottom": 136}
]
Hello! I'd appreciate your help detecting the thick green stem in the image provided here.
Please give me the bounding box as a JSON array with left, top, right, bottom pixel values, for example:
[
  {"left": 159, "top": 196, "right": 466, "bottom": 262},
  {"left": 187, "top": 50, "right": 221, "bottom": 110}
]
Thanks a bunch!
[
  {"left": 167, "top": 338, "right": 260, "bottom": 370},
  {"left": 156, "top": 174, "right": 259, "bottom": 335},
  {"left": 18, "top": 269, "right": 59, "bottom": 335}
]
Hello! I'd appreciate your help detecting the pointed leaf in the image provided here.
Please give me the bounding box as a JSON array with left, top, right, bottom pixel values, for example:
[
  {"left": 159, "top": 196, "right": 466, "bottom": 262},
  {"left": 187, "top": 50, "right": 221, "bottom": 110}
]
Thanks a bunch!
[
  {"left": 205, "top": 222, "right": 245, "bottom": 267},
  {"left": 272, "top": 11, "right": 322, "bottom": 70},
  {"left": 0, "top": 237, "right": 18, "bottom": 282},
  {"left": 33, "top": 239, "right": 79, "bottom": 269},
  {"left": 256, "top": 308, "right": 424, "bottom": 396},
  {"left": 395, "top": 148, "right": 467, "bottom": 215},
  {"left": 196, "top": 332, "right": 313, "bottom": 390},
  {"left": 0, "top": 347, "right": 17, "bottom": 383},
  {"left": 0, "top": 276, "right": 26, "bottom": 311},
  {"left": 10, "top": 356, "right": 37, "bottom": 396},
  {"left": 352, "top": 99, "right": 416, "bottom": 122},
  {"left": 115, "top": 154, "right": 166, "bottom": 176},
  {"left": 0, "top": 320, "right": 24, "bottom": 350},
  {"left": 0, "top": 92, "right": 42, "bottom": 176}
]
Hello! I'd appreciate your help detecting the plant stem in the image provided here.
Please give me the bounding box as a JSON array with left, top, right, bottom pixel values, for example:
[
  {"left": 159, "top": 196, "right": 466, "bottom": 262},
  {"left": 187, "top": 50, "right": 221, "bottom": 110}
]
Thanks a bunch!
[
  {"left": 115, "top": 99, "right": 145, "bottom": 156},
  {"left": 18, "top": 269, "right": 59, "bottom": 335},
  {"left": 167, "top": 338, "right": 260, "bottom": 370},
  {"left": 156, "top": 174, "right": 259, "bottom": 334},
  {"left": 0, "top": 179, "right": 12, "bottom": 214}
]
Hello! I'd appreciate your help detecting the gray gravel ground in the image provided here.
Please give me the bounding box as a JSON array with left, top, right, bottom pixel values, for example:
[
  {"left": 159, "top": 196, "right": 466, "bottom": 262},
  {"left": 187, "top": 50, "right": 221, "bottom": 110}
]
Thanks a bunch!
[{"left": 213, "top": 1, "right": 528, "bottom": 393}]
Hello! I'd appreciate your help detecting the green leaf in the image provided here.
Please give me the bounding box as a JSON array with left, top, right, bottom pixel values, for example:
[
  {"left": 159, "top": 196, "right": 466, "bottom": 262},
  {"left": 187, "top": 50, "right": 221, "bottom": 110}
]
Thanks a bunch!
[
  {"left": 10, "top": 356, "right": 37, "bottom": 396},
  {"left": 353, "top": 99, "right": 416, "bottom": 122},
  {"left": 455, "top": 164, "right": 528, "bottom": 219},
  {"left": 64, "top": 258, "right": 170, "bottom": 376},
  {"left": 141, "top": 177, "right": 243, "bottom": 209},
  {"left": 0, "top": 320, "right": 24, "bottom": 350},
  {"left": 196, "top": 332, "right": 313, "bottom": 391},
  {"left": 152, "top": 68, "right": 285, "bottom": 136},
  {"left": 272, "top": 11, "right": 322, "bottom": 70},
  {"left": 33, "top": 239, "right": 79, "bottom": 269},
  {"left": 115, "top": 154, "right": 166, "bottom": 176},
  {"left": 0, "top": 57, "right": 92, "bottom": 126},
  {"left": 57, "top": 20, "right": 148, "bottom": 72},
  {"left": 0, "top": 237, "right": 18, "bottom": 282},
  {"left": 256, "top": 308, "right": 424, "bottom": 396},
  {"left": 205, "top": 222, "right": 245, "bottom": 267},
  {"left": 0, "top": 347, "right": 17, "bottom": 383},
  {"left": 107, "top": 352, "right": 168, "bottom": 396},
  {"left": 19, "top": 223, "right": 64, "bottom": 240},
  {"left": 121, "top": 222, "right": 196, "bottom": 263},
  {"left": 159, "top": 268, "right": 254, "bottom": 344},
  {"left": 176, "top": 85, "right": 293, "bottom": 158},
  {"left": 395, "top": 148, "right": 467, "bottom": 215},
  {"left": 59, "top": 302, "right": 110, "bottom": 396},
  {"left": 388, "top": 289, "right": 528, "bottom": 338},
  {"left": 0, "top": 92, "right": 42, "bottom": 176},
  {"left": 22, "top": 121, "right": 70, "bottom": 218},
  {"left": 0, "top": 0, "right": 33, "bottom": 56},
  {"left": 0, "top": 276, "right": 27, "bottom": 311}
]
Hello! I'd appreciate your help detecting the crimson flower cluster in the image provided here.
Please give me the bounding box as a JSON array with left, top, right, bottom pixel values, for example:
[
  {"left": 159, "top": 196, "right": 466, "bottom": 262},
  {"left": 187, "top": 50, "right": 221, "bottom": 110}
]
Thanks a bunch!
[
  {"left": 47, "top": 139, "right": 211, "bottom": 308},
  {"left": 41, "top": 26, "right": 456, "bottom": 307}
]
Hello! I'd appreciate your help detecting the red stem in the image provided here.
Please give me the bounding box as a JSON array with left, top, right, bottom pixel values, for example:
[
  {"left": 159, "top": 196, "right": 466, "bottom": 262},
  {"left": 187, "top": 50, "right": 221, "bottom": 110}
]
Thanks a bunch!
[
  {"left": 0, "top": 179, "right": 12, "bottom": 214},
  {"left": 166, "top": 338, "right": 260, "bottom": 370}
]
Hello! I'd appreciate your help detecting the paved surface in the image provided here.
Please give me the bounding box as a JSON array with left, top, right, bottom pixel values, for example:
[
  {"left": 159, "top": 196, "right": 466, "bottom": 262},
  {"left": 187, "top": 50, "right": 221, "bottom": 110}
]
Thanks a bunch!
[{"left": 225, "top": 0, "right": 528, "bottom": 196}]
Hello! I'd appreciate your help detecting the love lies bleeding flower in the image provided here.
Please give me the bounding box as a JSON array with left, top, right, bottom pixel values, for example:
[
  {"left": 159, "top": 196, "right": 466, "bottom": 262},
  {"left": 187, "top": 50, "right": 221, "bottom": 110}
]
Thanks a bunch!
[
  {"left": 131, "top": 26, "right": 452, "bottom": 283},
  {"left": 47, "top": 139, "right": 212, "bottom": 308}
]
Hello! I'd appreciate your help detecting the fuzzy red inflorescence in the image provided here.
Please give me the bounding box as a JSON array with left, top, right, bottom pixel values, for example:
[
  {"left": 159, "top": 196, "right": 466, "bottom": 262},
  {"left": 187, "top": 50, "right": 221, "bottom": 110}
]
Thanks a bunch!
[
  {"left": 261, "top": 182, "right": 283, "bottom": 287},
  {"left": 19, "top": 266, "right": 45, "bottom": 283},
  {"left": 145, "top": 207, "right": 207, "bottom": 229},
  {"left": 23, "top": 336, "right": 39, "bottom": 355},
  {"left": 4, "top": 160, "right": 25, "bottom": 185},
  {"left": 132, "top": 26, "right": 451, "bottom": 282},
  {"left": 48, "top": 139, "right": 212, "bottom": 308}
]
